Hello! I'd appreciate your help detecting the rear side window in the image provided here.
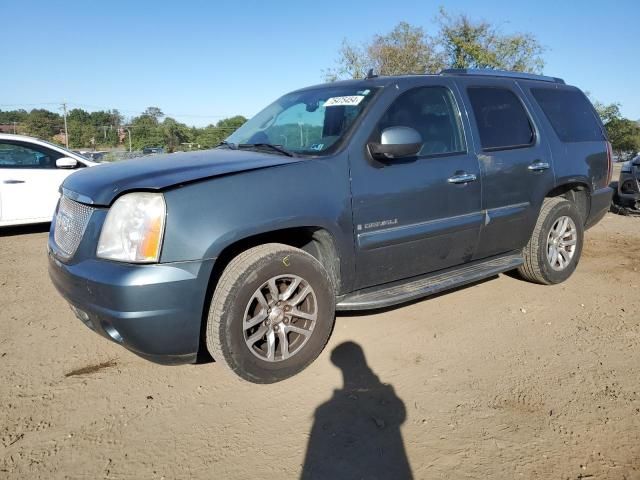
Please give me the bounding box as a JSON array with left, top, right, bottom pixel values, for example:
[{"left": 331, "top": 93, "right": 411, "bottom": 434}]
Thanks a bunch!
[
  {"left": 531, "top": 88, "right": 603, "bottom": 142},
  {"left": 467, "top": 87, "right": 535, "bottom": 151}
]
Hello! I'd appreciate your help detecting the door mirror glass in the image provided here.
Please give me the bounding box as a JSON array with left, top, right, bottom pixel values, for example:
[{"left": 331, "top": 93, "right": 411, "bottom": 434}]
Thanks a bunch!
[
  {"left": 56, "top": 157, "right": 78, "bottom": 169},
  {"left": 368, "top": 126, "right": 422, "bottom": 160}
]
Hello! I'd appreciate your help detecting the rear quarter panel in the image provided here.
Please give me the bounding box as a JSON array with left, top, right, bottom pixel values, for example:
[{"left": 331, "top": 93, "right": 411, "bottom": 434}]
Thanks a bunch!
[{"left": 518, "top": 81, "right": 609, "bottom": 193}]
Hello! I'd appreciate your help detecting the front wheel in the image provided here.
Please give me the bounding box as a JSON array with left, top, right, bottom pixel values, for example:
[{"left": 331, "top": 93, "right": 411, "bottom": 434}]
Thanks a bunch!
[
  {"left": 206, "top": 243, "right": 336, "bottom": 383},
  {"left": 518, "top": 197, "right": 584, "bottom": 285}
]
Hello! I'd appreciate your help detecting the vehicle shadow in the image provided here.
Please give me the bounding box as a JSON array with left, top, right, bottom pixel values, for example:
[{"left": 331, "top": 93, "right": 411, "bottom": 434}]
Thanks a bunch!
[
  {"left": 300, "top": 341, "right": 413, "bottom": 480},
  {"left": 0, "top": 223, "right": 50, "bottom": 237}
]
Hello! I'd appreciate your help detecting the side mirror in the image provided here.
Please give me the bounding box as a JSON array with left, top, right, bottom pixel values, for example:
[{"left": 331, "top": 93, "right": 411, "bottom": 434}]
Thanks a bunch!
[
  {"left": 368, "top": 126, "right": 422, "bottom": 161},
  {"left": 56, "top": 157, "right": 78, "bottom": 169}
]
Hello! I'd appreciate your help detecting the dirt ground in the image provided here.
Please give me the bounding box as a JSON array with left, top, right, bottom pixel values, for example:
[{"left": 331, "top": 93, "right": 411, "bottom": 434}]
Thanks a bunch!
[{"left": 2, "top": 207, "right": 639, "bottom": 478}]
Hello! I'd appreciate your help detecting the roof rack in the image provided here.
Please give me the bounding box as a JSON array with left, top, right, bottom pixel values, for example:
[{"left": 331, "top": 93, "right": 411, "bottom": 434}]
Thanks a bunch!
[{"left": 440, "top": 68, "right": 565, "bottom": 84}]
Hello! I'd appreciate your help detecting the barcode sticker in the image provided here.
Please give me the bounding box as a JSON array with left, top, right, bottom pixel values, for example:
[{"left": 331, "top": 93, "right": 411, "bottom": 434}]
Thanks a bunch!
[{"left": 323, "top": 95, "right": 365, "bottom": 107}]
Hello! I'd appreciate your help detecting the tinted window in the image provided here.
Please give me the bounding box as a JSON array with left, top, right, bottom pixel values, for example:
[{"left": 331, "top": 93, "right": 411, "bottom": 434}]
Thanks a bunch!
[
  {"left": 468, "top": 87, "right": 534, "bottom": 151},
  {"left": 374, "top": 86, "right": 465, "bottom": 156},
  {"left": 531, "top": 88, "right": 603, "bottom": 142},
  {"left": 0, "top": 142, "right": 63, "bottom": 169}
]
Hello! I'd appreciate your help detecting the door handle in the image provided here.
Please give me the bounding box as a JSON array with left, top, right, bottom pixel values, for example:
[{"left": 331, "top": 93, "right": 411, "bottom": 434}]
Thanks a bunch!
[
  {"left": 447, "top": 173, "right": 477, "bottom": 184},
  {"left": 527, "top": 162, "right": 550, "bottom": 172},
  {"left": 3, "top": 179, "right": 26, "bottom": 184}
]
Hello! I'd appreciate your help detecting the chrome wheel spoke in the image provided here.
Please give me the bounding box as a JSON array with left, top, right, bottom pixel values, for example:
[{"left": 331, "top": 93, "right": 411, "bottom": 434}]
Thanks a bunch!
[
  {"left": 277, "top": 328, "right": 290, "bottom": 360},
  {"left": 287, "top": 324, "right": 312, "bottom": 337},
  {"left": 281, "top": 278, "right": 301, "bottom": 301},
  {"left": 289, "top": 285, "right": 311, "bottom": 306},
  {"left": 245, "top": 309, "right": 268, "bottom": 329},
  {"left": 247, "top": 325, "right": 268, "bottom": 345},
  {"left": 256, "top": 290, "right": 269, "bottom": 309},
  {"left": 290, "top": 308, "right": 316, "bottom": 321},
  {"left": 267, "top": 278, "right": 280, "bottom": 303},
  {"left": 266, "top": 328, "right": 276, "bottom": 361}
]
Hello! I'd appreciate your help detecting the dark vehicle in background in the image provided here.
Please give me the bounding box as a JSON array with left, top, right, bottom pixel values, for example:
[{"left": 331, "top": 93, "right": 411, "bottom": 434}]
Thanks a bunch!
[
  {"left": 142, "top": 146, "right": 164, "bottom": 155},
  {"left": 48, "top": 69, "right": 613, "bottom": 383},
  {"left": 611, "top": 155, "right": 640, "bottom": 213}
]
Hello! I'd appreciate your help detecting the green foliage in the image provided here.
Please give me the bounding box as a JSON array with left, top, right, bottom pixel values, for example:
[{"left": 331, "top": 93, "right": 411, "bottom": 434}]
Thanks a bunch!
[
  {"left": 326, "top": 22, "right": 444, "bottom": 80},
  {"left": 593, "top": 101, "right": 622, "bottom": 125},
  {"left": 437, "top": 8, "right": 544, "bottom": 72},
  {"left": 592, "top": 99, "right": 640, "bottom": 154},
  {"left": 606, "top": 118, "right": 640, "bottom": 154},
  {"left": 1, "top": 106, "right": 246, "bottom": 153},
  {"left": 24, "top": 109, "right": 62, "bottom": 140},
  {"left": 326, "top": 8, "right": 545, "bottom": 79}
]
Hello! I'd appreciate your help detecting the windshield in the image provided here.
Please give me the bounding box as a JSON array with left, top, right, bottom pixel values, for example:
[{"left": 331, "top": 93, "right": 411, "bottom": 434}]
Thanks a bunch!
[{"left": 224, "top": 86, "right": 379, "bottom": 155}]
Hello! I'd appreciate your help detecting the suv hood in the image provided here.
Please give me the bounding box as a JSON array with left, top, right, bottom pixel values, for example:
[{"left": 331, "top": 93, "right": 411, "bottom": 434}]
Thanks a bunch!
[{"left": 62, "top": 149, "right": 301, "bottom": 205}]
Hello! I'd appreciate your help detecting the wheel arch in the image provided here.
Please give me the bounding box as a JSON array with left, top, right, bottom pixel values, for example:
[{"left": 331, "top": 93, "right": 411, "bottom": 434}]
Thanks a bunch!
[{"left": 545, "top": 182, "right": 591, "bottom": 224}]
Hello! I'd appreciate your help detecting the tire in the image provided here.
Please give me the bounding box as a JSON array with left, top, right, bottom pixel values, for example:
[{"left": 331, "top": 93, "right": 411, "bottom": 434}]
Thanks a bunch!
[
  {"left": 206, "top": 243, "right": 336, "bottom": 383},
  {"left": 518, "top": 197, "right": 584, "bottom": 285}
]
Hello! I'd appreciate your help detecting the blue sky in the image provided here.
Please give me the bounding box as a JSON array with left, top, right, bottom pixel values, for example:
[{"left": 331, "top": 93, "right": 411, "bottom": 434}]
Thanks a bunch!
[{"left": 1, "top": 0, "right": 638, "bottom": 125}]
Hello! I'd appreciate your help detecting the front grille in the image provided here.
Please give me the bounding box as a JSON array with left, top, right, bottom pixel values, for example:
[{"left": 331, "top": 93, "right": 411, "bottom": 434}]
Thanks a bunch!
[{"left": 53, "top": 196, "right": 95, "bottom": 257}]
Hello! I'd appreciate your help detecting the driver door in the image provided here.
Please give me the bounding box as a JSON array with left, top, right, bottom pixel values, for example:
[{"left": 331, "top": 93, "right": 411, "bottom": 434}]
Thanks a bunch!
[{"left": 350, "top": 83, "right": 483, "bottom": 289}]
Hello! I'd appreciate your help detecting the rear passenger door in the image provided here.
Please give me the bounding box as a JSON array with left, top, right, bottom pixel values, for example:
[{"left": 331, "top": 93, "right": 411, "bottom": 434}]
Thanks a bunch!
[{"left": 456, "top": 79, "right": 555, "bottom": 259}]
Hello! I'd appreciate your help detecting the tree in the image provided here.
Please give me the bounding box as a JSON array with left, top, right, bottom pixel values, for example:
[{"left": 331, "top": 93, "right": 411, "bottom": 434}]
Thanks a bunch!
[
  {"left": 195, "top": 116, "right": 247, "bottom": 148},
  {"left": 592, "top": 101, "right": 621, "bottom": 125},
  {"left": 437, "top": 8, "right": 544, "bottom": 72},
  {"left": 325, "top": 23, "right": 443, "bottom": 80},
  {"left": 142, "top": 107, "right": 164, "bottom": 123},
  {"left": 24, "top": 109, "right": 61, "bottom": 140},
  {"left": 325, "top": 9, "right": 545, "bottom": 80},
  {"left": 161, "top": 117, "right": 192, "bottom": 152},
  {"left": 606, "top": 118, "right": 640, "bottom": 155}
]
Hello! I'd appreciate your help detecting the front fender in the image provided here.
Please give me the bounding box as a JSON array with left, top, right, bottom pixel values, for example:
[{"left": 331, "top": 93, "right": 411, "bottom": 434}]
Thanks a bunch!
[{"left": 160, "top": 155, "right": 355, "bottom": 289}]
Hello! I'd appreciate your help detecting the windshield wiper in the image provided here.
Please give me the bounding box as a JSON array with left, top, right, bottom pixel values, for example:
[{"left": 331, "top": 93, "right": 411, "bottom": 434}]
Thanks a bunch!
[
  {"left": 238, "top": 143, "right": 294, "bottom": 157},
  {"left": 216, "top": 141, "right": 238, "bottom": 150}
]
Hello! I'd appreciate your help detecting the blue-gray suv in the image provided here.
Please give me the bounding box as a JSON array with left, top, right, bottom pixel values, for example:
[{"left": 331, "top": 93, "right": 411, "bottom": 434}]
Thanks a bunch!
[{"left": 48, "top": 69, "right": 613, "bottom": 383}]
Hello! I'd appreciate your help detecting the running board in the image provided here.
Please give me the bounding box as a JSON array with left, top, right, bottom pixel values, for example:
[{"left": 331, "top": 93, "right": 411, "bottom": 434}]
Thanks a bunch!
[{"left": 336, "top": 252, "right": 523, "bottom": 311}]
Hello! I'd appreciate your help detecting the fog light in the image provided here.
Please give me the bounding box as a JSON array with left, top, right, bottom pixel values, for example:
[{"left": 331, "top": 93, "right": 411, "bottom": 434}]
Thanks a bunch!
[
  {"left": 70, "top": 305, "right": 94, "bottom": 330},
  {"left": 104, "top": 324, "right": 123, "bottom": 343}
]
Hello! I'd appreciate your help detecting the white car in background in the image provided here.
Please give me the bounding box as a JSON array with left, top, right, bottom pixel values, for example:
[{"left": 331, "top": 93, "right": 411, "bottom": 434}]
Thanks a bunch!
[{"left": 0, "top": 134, "right": 96, "bottom": 226}]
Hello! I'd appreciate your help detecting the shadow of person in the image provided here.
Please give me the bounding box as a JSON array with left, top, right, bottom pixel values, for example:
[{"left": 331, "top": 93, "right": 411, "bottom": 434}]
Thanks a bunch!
[{"left": 301, "top": 342, "right": 412, "bottom": 480}]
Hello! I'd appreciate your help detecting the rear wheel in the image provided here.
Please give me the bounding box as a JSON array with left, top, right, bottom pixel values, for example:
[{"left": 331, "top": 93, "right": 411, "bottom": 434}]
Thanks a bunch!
[
  {"left": 518, "top": 197, "right": 584, "bottom": 285},
  {"left": 206, "top": 243, "right": 335, "bottom": 383}
]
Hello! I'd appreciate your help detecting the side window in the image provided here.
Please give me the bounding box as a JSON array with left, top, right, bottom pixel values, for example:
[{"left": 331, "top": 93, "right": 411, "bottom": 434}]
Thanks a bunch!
[
  {"left": 0, "top": 142, "right": 63, "bottom": 169},
  {"left": 373, "top": 86, "right": 466, "bottom": 156},
  {"left": 467, "top": 87, "right": 535, "bottom": 151},
  {"left": 531, "top": 88, "right": 603, "bottom": 142}
]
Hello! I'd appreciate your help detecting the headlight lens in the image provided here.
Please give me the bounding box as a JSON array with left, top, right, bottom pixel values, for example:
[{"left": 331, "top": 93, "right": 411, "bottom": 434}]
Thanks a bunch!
[{"left": 97, "top": 192, "right": 166, "bottom": 263}]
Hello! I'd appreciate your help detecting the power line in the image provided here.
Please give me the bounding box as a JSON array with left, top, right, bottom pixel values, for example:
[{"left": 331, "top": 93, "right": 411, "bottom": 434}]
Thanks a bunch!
[{"left": 0, "top": 101, "right": 238, "bottom": 116}]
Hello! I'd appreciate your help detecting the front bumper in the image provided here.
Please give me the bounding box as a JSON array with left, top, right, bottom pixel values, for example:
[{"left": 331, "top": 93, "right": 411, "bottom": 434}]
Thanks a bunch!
[{"left": 48, "top": 247, "right": 214, "bottom": 365}]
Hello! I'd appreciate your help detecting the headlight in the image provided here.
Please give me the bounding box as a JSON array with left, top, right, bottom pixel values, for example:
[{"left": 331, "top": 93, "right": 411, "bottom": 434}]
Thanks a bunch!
[
  {"left": 621, "top": 164, "right": 632, "bottom": 173},
  {"left": 97, "top": 192, "right": 166, "bottom": 263}
]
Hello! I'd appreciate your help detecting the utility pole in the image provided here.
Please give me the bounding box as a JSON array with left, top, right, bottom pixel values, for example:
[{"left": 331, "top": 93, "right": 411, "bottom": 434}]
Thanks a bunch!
[
  {"left": 12, "top": 121, "right": 17, "bottom": 134},
  {"left": 126, "top": 127, "right": 132, "bottom": 152},
  {"left": 61, "top": 101, "right": 69, "bottom": 148}
]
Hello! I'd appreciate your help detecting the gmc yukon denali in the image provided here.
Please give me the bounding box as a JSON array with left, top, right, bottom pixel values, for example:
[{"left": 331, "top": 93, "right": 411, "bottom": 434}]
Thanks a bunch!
[{"left": 48, "top": 69, "right": 613, "bottom": 383}]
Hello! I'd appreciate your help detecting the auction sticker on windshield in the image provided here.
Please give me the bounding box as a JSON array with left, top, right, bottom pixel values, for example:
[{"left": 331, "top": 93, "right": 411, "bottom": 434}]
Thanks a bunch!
[{"left": 323, "top": 95, "right": 364, "bottom": 107}]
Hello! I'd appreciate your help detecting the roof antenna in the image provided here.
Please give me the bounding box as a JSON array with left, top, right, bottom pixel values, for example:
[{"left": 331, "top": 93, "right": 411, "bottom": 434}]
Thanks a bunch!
[{"left": 365, "top": 68, "right": 378, "bottom": 79}]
